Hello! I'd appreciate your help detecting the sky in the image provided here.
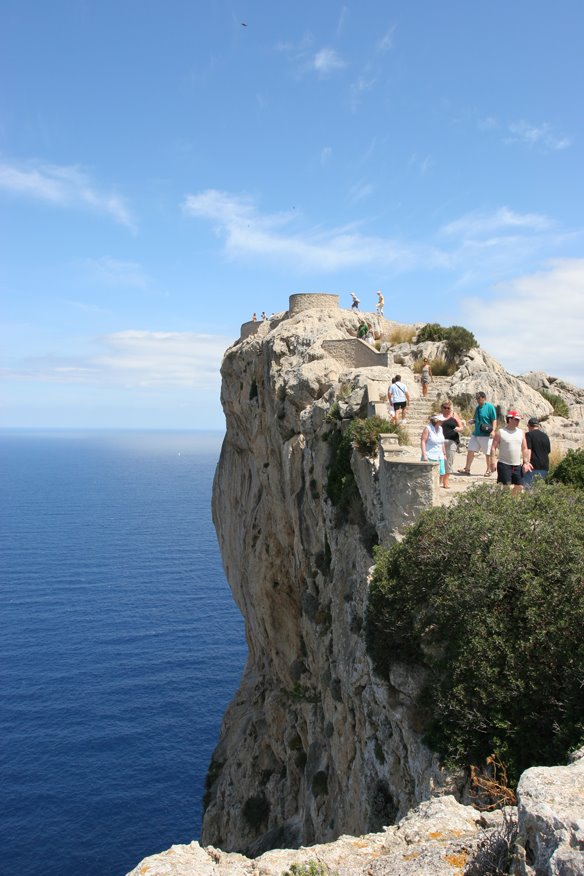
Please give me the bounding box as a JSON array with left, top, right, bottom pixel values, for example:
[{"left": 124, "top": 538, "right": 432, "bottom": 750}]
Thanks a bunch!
[{"left": 1, "top": 0, "right": 583, "bottom": 429}]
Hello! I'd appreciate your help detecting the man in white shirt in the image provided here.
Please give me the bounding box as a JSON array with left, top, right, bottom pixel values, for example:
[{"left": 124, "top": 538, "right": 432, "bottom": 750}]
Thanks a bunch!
[{"left": 490, "top": 410, "right": 532, "bottom": 494}]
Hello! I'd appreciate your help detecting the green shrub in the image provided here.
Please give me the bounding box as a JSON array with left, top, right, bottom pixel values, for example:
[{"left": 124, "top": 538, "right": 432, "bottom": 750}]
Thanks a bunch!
[
  {"left": 414, "top": 323, "right": 477, "bottom": 363},
  {"left": 366, "top": 483, "right": 584, "bottom": 785},
  {"left": 416, "top": 322, "right": 447, "bottom": 342},
  {"left": 549, "top": 448, "right": 584, "bottom": 488},
  {"left": 444, "top": 325, "right": 477, "bottom": 362},
  {"left": 538, "top": 388, "right": 570, "bottom": 418},
  {"left": 326, "top": 416, "right": 405, "bottom": 508}
]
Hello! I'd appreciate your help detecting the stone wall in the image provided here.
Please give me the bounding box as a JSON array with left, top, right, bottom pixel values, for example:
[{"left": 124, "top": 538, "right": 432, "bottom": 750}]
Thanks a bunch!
[
  {"left": 322, "top": 339, "right": 390, "bottom": 368},
  {"left": 289, "top": 292, "right": 339, "bottom": 315}
]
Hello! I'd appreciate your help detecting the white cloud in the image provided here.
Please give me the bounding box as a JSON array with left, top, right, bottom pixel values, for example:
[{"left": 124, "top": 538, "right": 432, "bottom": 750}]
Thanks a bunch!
[
  {"left": 441, "top": 207, "right": 552, "bottom": 238},
  {"left": 460, "top": 259, "right": 584, "bottom": 385},
  {"left": 505, "top": 120, "right": 571, "bottom": 151},
  {"left": 0, "top": 160, "right": 136, "bottom": 229},
  {"left": 336, "top": 5, "right": 349, "bottom": 36},
  {"left": 3, "top": 331, "right": 230, "bottom": 389},
  {"left": 183, "top": 188, "right": 417, "bottom": 272},
  {"left": 311, "top": 47, "right": 346, "bottom": 75}
]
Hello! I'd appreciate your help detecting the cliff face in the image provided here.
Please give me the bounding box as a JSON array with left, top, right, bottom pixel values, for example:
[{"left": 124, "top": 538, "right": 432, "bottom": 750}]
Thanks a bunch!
[
  {"left": 202, "top": 305, "right": 448, "bottom": 854},
  {"left": 200, "top": 298, "right": 583, "bottom": 857}
]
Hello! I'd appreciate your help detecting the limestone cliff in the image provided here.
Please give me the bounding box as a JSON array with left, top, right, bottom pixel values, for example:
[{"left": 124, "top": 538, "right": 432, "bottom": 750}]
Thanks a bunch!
[
  {"left": 201, "top": 294, "right": 573, "bottom": 855},
  {"left": 202, "top": 301, "right": 446, "bottom": 854}
]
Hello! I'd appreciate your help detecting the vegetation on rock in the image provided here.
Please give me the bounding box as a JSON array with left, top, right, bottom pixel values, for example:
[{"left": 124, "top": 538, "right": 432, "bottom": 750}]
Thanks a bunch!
[
  {"left": 415, "top": 322, "right": 478, "bottom": 363},
  {"left": 366, "top": 483, "right": 584, "bottom": 786},
  {"left": 326, "top": 416, "right": 405, "bottom": 509},
  {"left": 549, "top": 447, "right": 584, "bottom": 488},
  {"left": 537, "top": 387, "right": 570, "bottom": 418}
]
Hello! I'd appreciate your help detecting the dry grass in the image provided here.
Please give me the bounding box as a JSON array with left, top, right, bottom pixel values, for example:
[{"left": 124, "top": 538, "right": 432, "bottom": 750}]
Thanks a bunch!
[
  {"left": 389, "top": 325, "right": 416, "bottom": 344},
  {"left": 469, "top": 755, "right": 517, "bottom": 811},
  {"left": 548, "top": 446, "right": 566, "bottom": 472},
  {"left": 412, "top": 356, "right": 456, "bottom": 376}
]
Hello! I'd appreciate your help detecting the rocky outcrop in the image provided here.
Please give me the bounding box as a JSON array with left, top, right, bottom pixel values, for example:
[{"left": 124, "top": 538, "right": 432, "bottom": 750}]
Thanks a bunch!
[
  {"left": 513, "top": 748, "right": 584, "bottom": 876},
  {"left": 127, "top": 296, "right": 584, "bottom": 874},
  {"left": 127, "top": 750, "right": 584, "bottom": 875}
]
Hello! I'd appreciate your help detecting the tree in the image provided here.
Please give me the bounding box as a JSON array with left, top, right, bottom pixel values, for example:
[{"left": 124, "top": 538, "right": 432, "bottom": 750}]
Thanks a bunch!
[{"left": 366, "top": 483, "right": 584, "bottom": 785}]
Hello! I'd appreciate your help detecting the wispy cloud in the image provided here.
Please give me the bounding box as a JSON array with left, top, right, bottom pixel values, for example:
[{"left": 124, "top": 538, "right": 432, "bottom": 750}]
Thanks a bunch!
[
  {"left": 336, "top": 5, "right": 349, "bottom": 36},
  {"left": 0, "top": 160, "right": 136, "bottom": 230},
  {"left": 311, "top": 47, "right": 346, "bottom": 75},
  {"left": 348, "top": 181, "right": 375, "bottom": 202},
  {"left": 82, "top": 256, "right": 152, "bottom": 289},
  {"left": 460, "top": 259, "right": 584, "bottom": 384},
  {"left": 183, "top": 188, "right": 417, "bottom": 272},
  {"left": 3, "top": 330, "right": 230, "bottom": 388},
  {"left": 505, "top": 120, "right": 571, "bottom": 151},
  {"left": 377, "top": 24, "right": 396, "bottom": 53},
  {"left": 320, "top": 146, "right": 333, "bottom": 167},
  {"left": 182, "top": 189, "right": 577, "bottom": 295},
  {"left": 440, "top": 207, "right": 552, "bottom": 238}
]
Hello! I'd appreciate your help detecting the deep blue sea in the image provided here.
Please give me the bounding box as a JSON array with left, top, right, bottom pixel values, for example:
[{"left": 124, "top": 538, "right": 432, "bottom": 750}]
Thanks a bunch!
[{"left": 0, "top": 430, "right": 247, "bottom": 876}]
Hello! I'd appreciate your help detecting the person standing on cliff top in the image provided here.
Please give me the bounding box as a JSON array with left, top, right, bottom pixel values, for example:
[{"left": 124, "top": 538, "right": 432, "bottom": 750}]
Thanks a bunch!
[
  {"left": 524, "top": 417, "right": 551, "bottom": 488},
  {"left": 458, "top": 391, "right": 497, "bottom": 477},
  {"left": 376, "top": 290, "right": 384, "bottom": 316},
  {"left": 350, "top": 292, "right": 360, "bottom": 311},
  {"left": 490, "top": 410, "right": 532, "bottom": 494}
]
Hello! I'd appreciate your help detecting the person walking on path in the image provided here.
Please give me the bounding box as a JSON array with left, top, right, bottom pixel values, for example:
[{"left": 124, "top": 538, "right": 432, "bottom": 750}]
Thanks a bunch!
[
  {"left": 350, "top": 292, "right": 360, "bottom": 311},
  {"left": 458, "top": 391, "right": 498, "bottom": 476},
  {"left": 376, "top": 290, "right": 384, "bottom": 316},
  {"left": 440, "top": 400, "right": 464, "bottom": 480},
  {"left": 420, "top": 358, "right": 433, "bottom": 397},
  {"left": 490, "top": 410, "right": 532, "bottom": 494},
  {"left": 388, "top": 375, "right": 410, "bottom": 424},
  {"left": 421, "top": 412, "right": 448, "bottom": 487},
  {"left": 524, "top": 417, "right": 551, "bottom": 488}
]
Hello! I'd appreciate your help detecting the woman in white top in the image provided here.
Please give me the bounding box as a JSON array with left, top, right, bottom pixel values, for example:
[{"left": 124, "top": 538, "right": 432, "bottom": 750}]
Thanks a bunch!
[{"left": 421, "top": 412, "right": 448, "bottom": 488}]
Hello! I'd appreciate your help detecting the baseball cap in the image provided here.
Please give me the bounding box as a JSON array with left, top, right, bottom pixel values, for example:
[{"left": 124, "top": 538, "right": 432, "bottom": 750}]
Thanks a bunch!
[
  {"left": 430, "top": 413, "right": 445, "bottom": 421},
  {"left": 506, "top": 410, "right": 520, "bottom": 420},
  {"left": 527, "top": 417, "right": 540, "bottom": 426}
]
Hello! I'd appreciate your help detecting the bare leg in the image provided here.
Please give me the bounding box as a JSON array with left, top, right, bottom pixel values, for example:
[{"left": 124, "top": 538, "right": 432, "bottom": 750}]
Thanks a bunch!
[{"left": 458, "top": 450, "right": 474, "bottom": 473}]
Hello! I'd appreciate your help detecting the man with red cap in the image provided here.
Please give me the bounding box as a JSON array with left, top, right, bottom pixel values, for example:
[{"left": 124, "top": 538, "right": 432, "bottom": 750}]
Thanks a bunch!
[{"left": 489, "top": 410, "right": 533, "bottom": 493}]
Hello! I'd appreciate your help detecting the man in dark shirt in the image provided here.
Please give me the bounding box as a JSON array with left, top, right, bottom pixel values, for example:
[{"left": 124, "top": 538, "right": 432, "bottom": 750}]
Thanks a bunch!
[{"left": 524, "top": 417, "right": 551, "bottom": 488}]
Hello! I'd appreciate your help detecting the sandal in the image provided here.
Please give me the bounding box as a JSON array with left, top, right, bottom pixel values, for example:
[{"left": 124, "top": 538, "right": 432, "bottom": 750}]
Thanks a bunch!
[
  {"left": 457, "top": 469, "right": 471, "bottom": 475},
  {"left": 483, "top": 470, "right": 492, "bottom": 477}
]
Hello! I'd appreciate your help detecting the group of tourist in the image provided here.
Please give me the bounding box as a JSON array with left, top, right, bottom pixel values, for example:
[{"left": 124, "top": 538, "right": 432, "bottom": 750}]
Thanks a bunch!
[{"left": 420, "top": 390, "right": 551, "bottom": 492}]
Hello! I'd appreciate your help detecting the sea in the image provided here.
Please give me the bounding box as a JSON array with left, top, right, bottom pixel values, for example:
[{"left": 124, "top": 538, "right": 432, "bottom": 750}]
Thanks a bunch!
[{"left": 0, "top": 429, "right": 247, "bottom": 876}]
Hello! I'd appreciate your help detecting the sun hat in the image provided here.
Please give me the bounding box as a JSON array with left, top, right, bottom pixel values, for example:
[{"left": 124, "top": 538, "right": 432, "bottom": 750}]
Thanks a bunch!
[
  {"left": 506, "top": 410, "right": 521, "bottom": 420},
  {"left": 430, "top": 412, "right": 445, "bottom": 421}
]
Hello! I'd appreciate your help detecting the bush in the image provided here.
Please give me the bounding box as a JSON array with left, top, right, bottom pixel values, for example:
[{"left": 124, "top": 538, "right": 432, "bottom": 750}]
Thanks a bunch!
[
  {"left": 538, "top": 388, "right": 570, "bottom": 418},
  {"left": 416, "top": 322, "right": 447, "bottom": 342},
  {"left": 326, "top": 416, "right": 405, "bottom": 508},
  {"left": 366, "top": 483, "right": 584, "bottom": 785},
  {"left": 444, "top": 325, "right": 477, "bottom": 362},
  {"left": 549, "top": 448, "right": 584, "bottom": 488}
]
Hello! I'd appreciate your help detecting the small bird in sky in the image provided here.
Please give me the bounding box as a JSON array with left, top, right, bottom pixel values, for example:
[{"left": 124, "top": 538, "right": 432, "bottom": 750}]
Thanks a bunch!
[{"left": 241, "top": 22, "right": 247, "bottom": 27}]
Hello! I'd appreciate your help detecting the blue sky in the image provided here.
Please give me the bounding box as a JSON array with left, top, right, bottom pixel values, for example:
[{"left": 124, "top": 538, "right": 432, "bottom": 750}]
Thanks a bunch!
[{"left": 2, "top": 1, "right": 583, "bottom": 429}]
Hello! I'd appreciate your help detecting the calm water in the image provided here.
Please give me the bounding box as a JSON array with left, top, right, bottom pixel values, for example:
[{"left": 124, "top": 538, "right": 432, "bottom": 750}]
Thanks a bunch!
[{"left": 0, "top": 430, "right": 247, "bottom": 876}]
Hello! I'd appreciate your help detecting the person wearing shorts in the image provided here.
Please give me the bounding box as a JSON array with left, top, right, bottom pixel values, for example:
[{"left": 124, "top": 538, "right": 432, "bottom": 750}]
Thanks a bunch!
[
  {"left": 388, "top": 375, "right": 410, "bottom": 423},
  {"left": 490, "top": 410, "right": 532, "bottom": 494},
  {"left": 458, "top": 391, "right": 497, "bottom": 476}
]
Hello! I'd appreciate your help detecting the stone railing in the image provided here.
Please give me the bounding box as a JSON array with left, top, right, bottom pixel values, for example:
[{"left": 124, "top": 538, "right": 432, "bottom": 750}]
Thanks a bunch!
[
  {"left": 322, "top": 339, "right": 390, "bottom": 369},
  {"left": 377, "top": 434, "right": 438, "bottom": 541}
]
